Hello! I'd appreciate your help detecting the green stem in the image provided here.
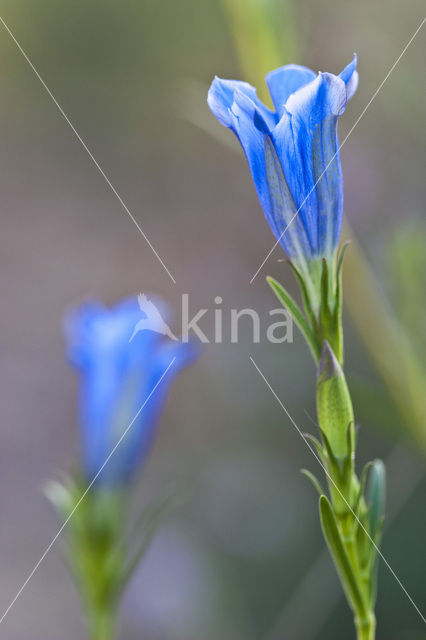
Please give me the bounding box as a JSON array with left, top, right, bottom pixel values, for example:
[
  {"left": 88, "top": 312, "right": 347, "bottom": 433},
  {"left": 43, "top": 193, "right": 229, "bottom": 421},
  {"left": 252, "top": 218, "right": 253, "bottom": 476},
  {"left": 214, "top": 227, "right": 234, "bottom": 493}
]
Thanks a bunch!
[
  {"left": 345, "top": 538, "right": 375, "bottom": 640},
  {"left": 355, "top": 612, "right": 376, "bottom": 640},
  {"left": 88, "top": 606, "right": 116, "bottom": 640}
]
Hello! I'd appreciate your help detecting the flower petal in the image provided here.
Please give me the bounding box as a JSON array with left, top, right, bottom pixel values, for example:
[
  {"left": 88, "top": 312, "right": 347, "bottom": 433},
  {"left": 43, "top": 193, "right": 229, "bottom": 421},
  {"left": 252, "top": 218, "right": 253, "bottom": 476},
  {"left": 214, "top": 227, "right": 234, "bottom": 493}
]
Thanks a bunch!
[
  {"left": 65, "top": 296, "right": 198, "bottom": 485},
  {"left": 272, "top": 72, "right": 348, "bottom": 256},
  {"left": 266, "top": 65, "right": 316, "bottom": 118},
  {"left": 263, "top": 136, "right": 313, "bottom": 267},
  {"left": 209, "top": 80, "right": 308, "bottom": 262},
  {"left": 228, "top": 89, "right": 274, "bottom": 214},
  {"left": 207, "top": 76, "right": 277, "bottom": 130},
  {"left": 207, "top": 58, "right": 358, "bottom": 266}
]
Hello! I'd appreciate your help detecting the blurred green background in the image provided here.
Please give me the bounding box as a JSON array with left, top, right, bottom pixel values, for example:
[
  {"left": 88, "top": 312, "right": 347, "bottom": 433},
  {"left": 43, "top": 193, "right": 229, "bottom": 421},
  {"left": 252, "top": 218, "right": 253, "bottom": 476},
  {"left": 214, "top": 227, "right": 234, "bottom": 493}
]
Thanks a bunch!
[{"left": 0, "top": 1, "right": 424, "bottom": 638}]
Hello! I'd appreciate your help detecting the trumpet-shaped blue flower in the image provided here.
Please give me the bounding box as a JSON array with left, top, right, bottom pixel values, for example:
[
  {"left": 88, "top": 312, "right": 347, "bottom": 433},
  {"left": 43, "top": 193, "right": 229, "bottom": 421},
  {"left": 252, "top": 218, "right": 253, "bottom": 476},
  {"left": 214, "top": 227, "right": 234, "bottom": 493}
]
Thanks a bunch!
[
  {"left": 65, "top": 296, "right": 198, "bottom": 486},
  {"left": 208, "top": 56, "right": 358, "bottom": 273}
]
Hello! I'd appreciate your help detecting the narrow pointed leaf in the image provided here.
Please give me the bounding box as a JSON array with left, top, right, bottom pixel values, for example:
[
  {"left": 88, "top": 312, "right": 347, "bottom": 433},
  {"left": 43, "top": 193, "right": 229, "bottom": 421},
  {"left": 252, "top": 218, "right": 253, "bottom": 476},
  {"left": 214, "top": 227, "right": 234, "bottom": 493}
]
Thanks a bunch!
[
  {"left": 286, "top": 261, "right": 317, "bottom": 331},
  {"left": 267, "top": 276, "right": 320, "bottom": 361},
  {"left": 44, "top": 480, "right": 74, "bottom": 519},
  {"left": 319, "top": 495, "right": 367, "bottom": 617},
  {"left": 119, "top": 493, "right": 177, "bottom": 593},
  {"left": 336, "top": 241, "right": 351, "bottom": 282},
  {"left": 367, "top": 459, "right": 386, "bottom": 542},
  {"left": 301, "top": 469, "right": 325, "bottom": 495},
  {"left": 319, "top": 426, "right": 339, "bottom": 467},
  {"left": 303, "top": 432, "right": 327, "bottom": 466},
  {"left": 354, "top": 461, "right": 373, "bottom": 514}
]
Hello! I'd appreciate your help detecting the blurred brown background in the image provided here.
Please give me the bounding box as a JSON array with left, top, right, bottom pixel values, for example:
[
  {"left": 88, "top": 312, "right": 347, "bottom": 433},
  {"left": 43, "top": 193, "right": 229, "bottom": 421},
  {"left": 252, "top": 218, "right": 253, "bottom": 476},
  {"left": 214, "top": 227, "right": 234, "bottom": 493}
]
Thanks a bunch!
[{"left": 0, "top": 1, "right": 425, "bottom": 638}]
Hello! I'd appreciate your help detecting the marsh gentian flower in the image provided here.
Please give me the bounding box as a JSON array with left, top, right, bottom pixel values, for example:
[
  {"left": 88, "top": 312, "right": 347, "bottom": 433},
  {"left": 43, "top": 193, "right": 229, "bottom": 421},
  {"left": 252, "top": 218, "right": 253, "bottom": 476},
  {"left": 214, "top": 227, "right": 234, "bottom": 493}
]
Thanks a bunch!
[
  {"left": 65, "top": 296, "right": 197, "bottom": 486},
  {"left": 208, "top": 56, "right": 358, "bottom": 283}
]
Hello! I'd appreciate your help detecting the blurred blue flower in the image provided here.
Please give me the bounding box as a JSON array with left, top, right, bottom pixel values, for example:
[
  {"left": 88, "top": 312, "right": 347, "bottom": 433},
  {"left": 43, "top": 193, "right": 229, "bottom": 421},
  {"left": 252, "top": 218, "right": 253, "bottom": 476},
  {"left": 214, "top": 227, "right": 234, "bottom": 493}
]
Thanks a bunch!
[
  {"left": 208, "top": 56, "right": 358, "bottom": 269},
  {"left": 64, "top": 296, "right": 198, "bottom": 486}
]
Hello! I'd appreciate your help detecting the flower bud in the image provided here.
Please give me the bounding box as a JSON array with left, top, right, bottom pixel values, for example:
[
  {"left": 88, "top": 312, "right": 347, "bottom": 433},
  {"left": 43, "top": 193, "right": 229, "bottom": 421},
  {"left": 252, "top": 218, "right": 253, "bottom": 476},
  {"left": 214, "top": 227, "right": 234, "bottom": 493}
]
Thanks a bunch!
[{"left": 316, "top": 341, "right": 354, "bottom": 460}]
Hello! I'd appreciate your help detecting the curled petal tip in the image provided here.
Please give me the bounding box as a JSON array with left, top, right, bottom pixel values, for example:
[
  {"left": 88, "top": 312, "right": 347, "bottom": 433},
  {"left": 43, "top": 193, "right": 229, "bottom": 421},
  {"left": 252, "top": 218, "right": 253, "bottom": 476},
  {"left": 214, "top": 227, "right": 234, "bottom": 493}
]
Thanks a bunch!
[
  {"left": 339, "top": 55, "right": 359, "bottom": 100},
  {"left": 207, "top": 77, "right": 232, "bottom": 127}
]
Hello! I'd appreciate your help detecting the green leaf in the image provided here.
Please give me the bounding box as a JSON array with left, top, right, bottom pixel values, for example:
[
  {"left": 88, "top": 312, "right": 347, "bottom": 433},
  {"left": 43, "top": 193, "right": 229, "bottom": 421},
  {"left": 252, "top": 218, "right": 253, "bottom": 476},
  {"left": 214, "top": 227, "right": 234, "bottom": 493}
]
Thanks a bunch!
[
  {"left": 362, "top": 460, "right": 385, "bottom": 608},
  {"left": 267, "top": 276, "right": 320, "bottom": 361},
  {"left": 119, "top": 493, "right": 177, "bottom": 593},
  {"left": 44, "top": 479, "right": 75, "bottom": 519},
  {"left": 336, "top": 241, "right": 351, "bottom": 283},
  {"left": 367, "top": 459, "right": 386, "bottom": 542},
  {"left": 303, "top": 432, "right": 326, "bottom": 463},
  {"left": 354, "top": 462, "right": 373, "bottom": 515},
  {"left": 319, "top": 495, "right": 367, "bottom": 617},
  {"left": 301, "top": 469, "right": 325, "bottom": 496},
  {"left": 286, "top": 261, "right": 317, "bottom": 332}
]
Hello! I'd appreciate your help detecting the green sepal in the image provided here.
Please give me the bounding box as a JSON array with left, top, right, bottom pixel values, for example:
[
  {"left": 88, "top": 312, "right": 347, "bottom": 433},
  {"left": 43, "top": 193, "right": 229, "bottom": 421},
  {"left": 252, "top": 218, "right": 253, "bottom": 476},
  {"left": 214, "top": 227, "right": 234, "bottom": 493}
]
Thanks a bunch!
[
  {"left": 267, "top": 276, "right": 320, "bottom": 361},
  {"left": 46, "top": 475, "right": 129, "bottom": 636},
  {"left": 320, "top": 258, "right": 331, "bottom": 322},
  {"left": 333, "top": 243, "right": 350, "bottom": 364},
  {"left": 61, "top": 481, "right": 125, "bottom": 620},
  {"left": 319, "top": 495, "right": 367, "bottom": 618},
  {"left": 318, "top": 257, "right": 343, "bottom": 363},
  {"left": 301, "top": 469, "right": 325, "bottom": 496},
  {"left": 46, "top": 475, "right": 180, "bottom": 638}
]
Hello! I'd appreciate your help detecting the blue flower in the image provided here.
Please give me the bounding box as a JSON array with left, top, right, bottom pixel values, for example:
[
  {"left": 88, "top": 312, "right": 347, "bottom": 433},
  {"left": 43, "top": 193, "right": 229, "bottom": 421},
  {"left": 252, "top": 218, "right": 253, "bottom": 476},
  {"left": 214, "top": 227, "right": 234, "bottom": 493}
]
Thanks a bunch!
[
  {"left": 208, "top": 56, "right": 358, "bottom": 272},
  {"left": 64, "top": 296, "right": 198, "bottom": 486}
]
